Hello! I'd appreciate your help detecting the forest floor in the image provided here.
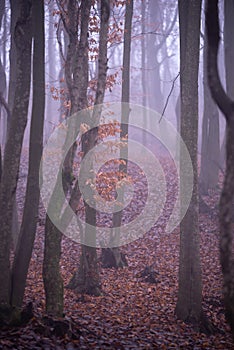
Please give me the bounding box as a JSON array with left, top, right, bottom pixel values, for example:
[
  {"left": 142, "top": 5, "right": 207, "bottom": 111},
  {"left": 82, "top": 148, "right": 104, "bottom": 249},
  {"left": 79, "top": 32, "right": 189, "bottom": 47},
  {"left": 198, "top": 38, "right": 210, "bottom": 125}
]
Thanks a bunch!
[{"left": 0, "top": 151, "right": 233, "bottom": 349}]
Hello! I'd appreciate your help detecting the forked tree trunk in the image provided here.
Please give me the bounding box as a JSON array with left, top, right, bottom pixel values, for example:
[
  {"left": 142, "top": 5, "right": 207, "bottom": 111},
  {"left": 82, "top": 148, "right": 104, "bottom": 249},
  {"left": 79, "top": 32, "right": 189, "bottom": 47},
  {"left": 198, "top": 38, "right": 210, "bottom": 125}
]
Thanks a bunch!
[
  {"left": 43, "top": 0, "right": 92, "bottom": 316},
  {"left": 68, "top": 0, "right": 110, "bottom": 295},
  {"left": 11, "top": 0, "right": 45, "bottom": 308},
  {"left": 0, "top": 0, "right": 32, "bottom": 309}
]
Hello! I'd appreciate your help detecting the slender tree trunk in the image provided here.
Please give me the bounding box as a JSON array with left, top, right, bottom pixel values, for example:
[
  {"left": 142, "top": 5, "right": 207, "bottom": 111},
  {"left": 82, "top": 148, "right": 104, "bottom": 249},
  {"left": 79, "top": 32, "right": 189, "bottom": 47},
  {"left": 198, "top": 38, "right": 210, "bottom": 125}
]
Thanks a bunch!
[
  {"left": 200, "top": 30, "right": 220, "bottom": 195},
  {"left": 147, "top": 0, "right": 163, "bottom": 113},
  {"left": 43, "top": 0, "right": 92, "bottom": 315},
  {"left": 0, "top": 0, "right": 6, "bottom": 147},
  {"left": 141, "top": 0, "right": 147, "bottom": 147},
  {"left": 7, "top": 0, "right": 20, "bottom": 252},
  {"left": 11, "top": 0, "right": 45, "bottom": 308},
  {"left": 0, "top": 0, "right": 32, "bottom": 308},
  {"left": 8, "top": 0, "right": 20, "bottom": 115},
  {"left": 68, "top": 0, "right": 110, "bottom": 294},
  {"left": 206, "top": 0, "right": 234, "bottom": 339},
  {"left": 175, "top": 0, "right": 203, "bottom": 325},
  {"left": 103, "top": 0, "right": 133, "bottom": 269}
]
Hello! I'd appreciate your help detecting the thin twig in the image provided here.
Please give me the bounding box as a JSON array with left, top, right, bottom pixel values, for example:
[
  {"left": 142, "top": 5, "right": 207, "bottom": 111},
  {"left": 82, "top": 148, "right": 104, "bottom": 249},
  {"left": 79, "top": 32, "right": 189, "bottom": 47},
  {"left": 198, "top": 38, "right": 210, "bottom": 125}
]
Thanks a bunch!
[{"left": 159, "top": 71, "right": 180, "bottom": 123}]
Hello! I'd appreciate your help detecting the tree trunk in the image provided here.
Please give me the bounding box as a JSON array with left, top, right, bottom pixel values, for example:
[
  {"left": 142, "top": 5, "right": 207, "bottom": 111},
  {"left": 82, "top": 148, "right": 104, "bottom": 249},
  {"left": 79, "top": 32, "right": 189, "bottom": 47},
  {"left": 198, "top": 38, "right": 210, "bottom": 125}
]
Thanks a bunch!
[
  {"left": 43, "top": 218, "right": 64, "bottom": 317},
  {"left": 0, "top": 0, "right": 32, "bottom": 309},
  {"left": 206, "top": 0, "right": 234, "bottom": 339},
  {"left": 69, "top": 0, "right": 110, "bottom": 295},
  {"left": 175, "top": 0, "right": 203, "bottom": 325},
  {"left": 11, "top": 0, "right": 45, "bottom": 308},
  {"left": 109, "top": 0, "right": 133, "bottom": 268},
  {"left": 147, "top": 0, "right": 164, "bottom": 113},
  {"left": 141, "top": 0, "right": 147, "bottom": 147},
  {"left": 200, "top": 30, "right": 220, "bottom": 195},
  {"left": 0, "top": 0, "right": 6, "bottom": 191},
  {"left": 43, "top": 0, "right": 92, "bottom": 315},
  {"left": 8, "top": 0, "right": 20, "bottom": 253}
]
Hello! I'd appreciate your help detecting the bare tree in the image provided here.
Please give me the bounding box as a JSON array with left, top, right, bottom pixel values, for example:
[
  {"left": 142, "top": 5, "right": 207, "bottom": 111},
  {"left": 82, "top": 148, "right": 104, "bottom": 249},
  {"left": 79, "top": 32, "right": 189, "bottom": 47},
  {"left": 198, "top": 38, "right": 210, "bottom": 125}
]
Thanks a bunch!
[
  {"left": 206, "top": 0, "right": 234, "bottom": 339},
  {"left": 0, "top": 0, "right": 32, "bottom": 313},
  {"left": 11, "top": 0, "right": 45, "bottom": 308},
  {"left": 108, "top": 0, "right": 133, "bottom": 268},
  {"left": 200, "top": 28, "right": 220, "bottom": 195},
  {"left": 67, "top": 0, "right": 110, "bottom": 295},
  {"left": 175, "top": 0, "right": 203, "bottom": 326},
  {"left": 42, "top": 0, "right": 93, "bottom": 316}
]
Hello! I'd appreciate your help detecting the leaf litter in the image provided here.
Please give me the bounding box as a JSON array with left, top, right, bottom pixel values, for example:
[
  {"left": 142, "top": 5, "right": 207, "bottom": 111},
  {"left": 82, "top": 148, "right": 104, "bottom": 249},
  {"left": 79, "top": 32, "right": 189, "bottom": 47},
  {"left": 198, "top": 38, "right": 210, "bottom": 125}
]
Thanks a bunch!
[{"left": 0, "top": 152, "right": 233, "bottom": 349}]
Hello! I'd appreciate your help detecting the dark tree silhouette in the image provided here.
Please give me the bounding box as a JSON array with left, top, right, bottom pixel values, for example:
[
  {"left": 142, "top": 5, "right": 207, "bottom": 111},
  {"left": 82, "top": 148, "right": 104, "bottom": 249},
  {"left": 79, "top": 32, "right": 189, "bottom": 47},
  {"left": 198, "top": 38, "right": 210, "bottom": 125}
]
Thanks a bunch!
[{"left": 206, "top": 0, "right": 234, "bottom": 340}]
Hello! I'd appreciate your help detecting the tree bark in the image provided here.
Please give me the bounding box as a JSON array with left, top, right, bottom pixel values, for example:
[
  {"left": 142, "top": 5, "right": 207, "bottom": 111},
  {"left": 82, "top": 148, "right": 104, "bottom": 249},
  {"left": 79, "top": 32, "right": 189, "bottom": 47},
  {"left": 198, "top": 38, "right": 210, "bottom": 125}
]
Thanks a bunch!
[
  {"left": 175, "top": 0, "right": 203, "bottom": 325},
  {"left": 43, "top": 0, "right": 92, "bottom": 315},
  {"left": 0, "top": 0, "right": 32, "bottom": 308},
  {"left": 206, "top": 0, "right": 234, "bottom": 339},
  {"left": 69, "top": 0, "right": 110, "bottom": 295},
  {"left": 108, "top": 0, "right": 133, "bottom": 268},
  {"left": 7, "top": 0, "right": 20, "bottom": 253},
  {"left": 200, "top": 30, "right": 220, "bottom": 195},
  {"left": 11, "top": 0, "right": 45, "bottom": 308}
]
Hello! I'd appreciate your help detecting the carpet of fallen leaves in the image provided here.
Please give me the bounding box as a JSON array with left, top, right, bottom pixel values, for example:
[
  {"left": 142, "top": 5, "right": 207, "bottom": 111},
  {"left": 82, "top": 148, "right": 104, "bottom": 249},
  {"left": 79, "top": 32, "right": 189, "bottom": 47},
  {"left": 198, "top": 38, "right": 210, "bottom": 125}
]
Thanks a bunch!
[{"left": 0, "top": 150, "right": 233, "bottom": 349}]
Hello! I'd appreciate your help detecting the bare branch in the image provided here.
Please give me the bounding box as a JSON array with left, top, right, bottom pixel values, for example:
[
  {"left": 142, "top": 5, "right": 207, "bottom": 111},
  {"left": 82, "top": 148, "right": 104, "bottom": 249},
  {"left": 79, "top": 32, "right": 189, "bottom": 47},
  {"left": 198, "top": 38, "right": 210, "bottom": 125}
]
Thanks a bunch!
[{"left": 159, "top": 71, "right": 180, "bottom": 123}]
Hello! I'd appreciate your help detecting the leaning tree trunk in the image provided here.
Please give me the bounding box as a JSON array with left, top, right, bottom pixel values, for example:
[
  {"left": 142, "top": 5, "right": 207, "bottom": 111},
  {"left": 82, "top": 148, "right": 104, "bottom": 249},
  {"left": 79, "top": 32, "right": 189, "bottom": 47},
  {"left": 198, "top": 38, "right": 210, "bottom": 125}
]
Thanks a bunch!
[
  {"left": 0, "top": 0, "right": 32, "bottom": 310},
  {"left": 206, "top": 0, "right": 234, "bottom": 339},
  {"left": 175, "top": 0, "right": 203, "bottom": 326},
  {"left": 11, "top": 0, "right": 45, "bottom": 308}
]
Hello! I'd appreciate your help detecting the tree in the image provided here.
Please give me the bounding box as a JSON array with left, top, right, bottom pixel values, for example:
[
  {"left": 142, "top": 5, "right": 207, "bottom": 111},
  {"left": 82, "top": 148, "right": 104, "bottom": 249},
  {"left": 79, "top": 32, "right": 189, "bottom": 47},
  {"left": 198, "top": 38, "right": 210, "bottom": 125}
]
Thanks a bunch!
[
  {"left": 146, "top": 0, "right": 177, "bottom": 114},
  {"left": 0, "top": 0, "right": 32, "bottom": 311},
  {"left": 11, "top": 0, "right": 45, "bottom": 308},
  {"left": 105, "top": 0, "right": 133, "bottom": 268},
  {"left": 7, "top": 0, "right": 21, "bottom": 252},
  {"left": 175, "top": 0, "right": 203, "bottom": 325},
  {"left": 42, "top": 0, "right": 92, "bottom": 316},
  {"left": 199, "top": 28, "right": 220, "bottom": 195},
  {"left": 43, "top": 0, "right": 110, "bottom": 313},
  {"left": 67, "top": 0, "right": 110, "bottom": 295},
  {"left": 206, "top": 0, "right": 234, "bottom": 339},
  {"left": 8, "top": 0, "right": 20, "bottom": 114},
  {"left": 0, "top": 0, "right": 6, "bottom": 172}
]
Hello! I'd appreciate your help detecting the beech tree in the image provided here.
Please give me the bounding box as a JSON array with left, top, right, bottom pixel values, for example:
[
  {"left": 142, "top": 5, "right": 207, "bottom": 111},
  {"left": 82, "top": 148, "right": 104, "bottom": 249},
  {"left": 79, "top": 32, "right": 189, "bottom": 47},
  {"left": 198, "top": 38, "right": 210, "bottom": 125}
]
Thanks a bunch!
[
  {"left": 43, "top": 0, "right": 110, "bottom": 314},
  {"left": 11, "top": 0, "right": 45, "bottom": 308},
  {"left": 200, "top": 27, "right": 220, "bottom": 195},
  {"left": 43, "top": 0, "right": 93, "bottom": 317},
  {"left": 0, "top": 0, "right": 45, "bottom": 325},
  {"left": 175, "top": 0, "right": 203, "bottom": 326},
  {"left": 0, "top": 0, "right": 32, "bottom": 315},
  {"left": 206, "top": 0, "right": 234, "bottom": 339},
  {"left": 74, "top": 0, "right": 110, "bottom": 296},
  {"left": 109, "top": 0, "right": 133, "bottom": 268},
  {"left": 0, "top": 0, "right": 6, "bottom": 179}
]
